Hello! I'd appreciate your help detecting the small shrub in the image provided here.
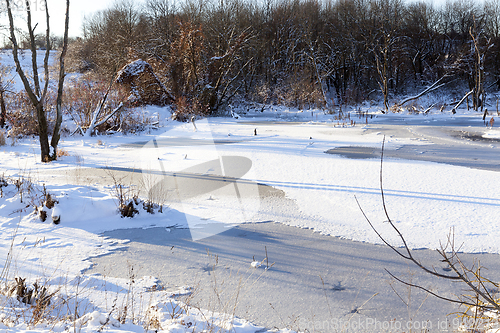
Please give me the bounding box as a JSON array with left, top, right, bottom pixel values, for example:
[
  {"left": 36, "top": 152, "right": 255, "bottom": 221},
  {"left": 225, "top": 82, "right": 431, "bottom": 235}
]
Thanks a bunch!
[
  {"left": 64, "top": 74, "right": 130, "bottom": 135},
  {"left": 117, "top": 110, "right": 146, "bottom": 134},
  {"left": 7, "top": 92, "right": 39, "bottom": 137},
  {"left": 43, "top": 188, "right": 57, "bottom": 209},
  {"left": 0, "top": 129, "right": 5, "bottom": 146},
  {"left": 10, "top": 277, "right": 53, "bottom": 308},
  {"left": 279, "top": 75, "right": 325, "bottom": 109},
  {"left": 13, "top": 175, "right": 40, "bottom": 205},
  {"left": 56, "top": 148, "right": 70, "bottom": 158},
  {"left": 0, "top": 173, "right": 7, "bottom": 198},
  {"left": 7, "top": 90, "right": 56, "bottom": 138},
  {"left": 171, "top": 96, "right": 209, "bottom": 122},
  {"left": 39, "top": 209, "right": 47, "bottom": 222},
  {"left": 119, "top": 198, "right": 139, "bottom": 218},
  {"left": 106, "top": 170, "right": 140, "bottom": 218},
  {"left": 343, "top": 87, "right": 367, "bottom": 105},
  {"left": 7, "top": 277, "right": 56, "bottom": 326},
  {"left": 256, "top": 74, "right": 325, "bottom": 110}
]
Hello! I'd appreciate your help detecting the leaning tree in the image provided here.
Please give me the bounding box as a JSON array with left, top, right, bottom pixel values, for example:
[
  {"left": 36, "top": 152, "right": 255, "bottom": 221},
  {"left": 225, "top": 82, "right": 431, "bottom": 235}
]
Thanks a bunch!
[{"left": 5, "top": 0, "right": 70, "bottom": 162}]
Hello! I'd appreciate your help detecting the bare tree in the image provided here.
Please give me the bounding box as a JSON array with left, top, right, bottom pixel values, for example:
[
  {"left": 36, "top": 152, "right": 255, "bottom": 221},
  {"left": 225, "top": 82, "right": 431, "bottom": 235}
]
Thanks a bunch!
[
  {"left": 372, "top": 35, "right": 393, "bottom": 113},
  {"left": 51, "top": 0, "right": 70, "bottom": 156},
  {"left": 362, "top": 0, "right": 405, "bottom": 113},
  {"left": 5, "top": 0, "right": 70, "bottom": 161},
  {"left": 469, "top": 22, "right": 492, "bottom": 112},
  {"left": 82, "top": 0, "right": 140, "bottom": 76}
]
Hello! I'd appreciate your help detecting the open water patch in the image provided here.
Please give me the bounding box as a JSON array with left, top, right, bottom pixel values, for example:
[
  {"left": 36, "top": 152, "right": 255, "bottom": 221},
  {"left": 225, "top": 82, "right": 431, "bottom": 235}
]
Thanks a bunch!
[
  {"left": 325, "top": 146, "right": 381, "bottom": 159},
  {"left": 453, "top": 130, "right": 500, "bottom": 143}
]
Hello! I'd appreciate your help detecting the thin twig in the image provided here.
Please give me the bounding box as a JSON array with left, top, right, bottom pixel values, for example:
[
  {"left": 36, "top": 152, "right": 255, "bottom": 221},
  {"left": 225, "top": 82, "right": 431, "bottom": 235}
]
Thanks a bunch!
[{"left": 357, "top": 135, "right": 500, "bottom": 314}]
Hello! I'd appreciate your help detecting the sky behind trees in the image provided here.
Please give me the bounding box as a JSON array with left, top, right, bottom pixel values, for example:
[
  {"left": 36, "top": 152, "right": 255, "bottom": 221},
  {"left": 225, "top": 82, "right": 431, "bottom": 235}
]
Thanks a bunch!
[
  {"left": 9, "top": 0, "right": 471, "bottom": 38},
  {"left": 8, "top": 0, "right": 145, "bottom": 37}
]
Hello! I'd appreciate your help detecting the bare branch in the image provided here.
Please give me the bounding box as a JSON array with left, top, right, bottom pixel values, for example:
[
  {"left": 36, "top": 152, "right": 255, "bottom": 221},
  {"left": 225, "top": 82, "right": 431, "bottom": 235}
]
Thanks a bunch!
[
  {"left": 93, "top": 103, "right": 124, "bottom": 129},
  {"left": 25, "top": 0, "right": 41, "bottom": 98},
  {"left": 367, "top": 137, "right": 460, "bottom": 279},
  {"left": 6, "top": 0, "right": 39, "bottom": 106},
  {"left": 50, "top": 0, "right": 70, "bottom": 155},
  {"left": 358, "top": 136, "right": 500, "bottom": 315},
  {"left": 40, "top": 0, "right": 51, "bottom": 105},
  {"left": 399, "top": 76, "right": 450, "bottom": 107},
  {"left": 385, "top": 270, "right": 492, "bottom": 309},
  {"left": 85, "top": 74, "right": 116, "bottom": 137},
  {"left": 451, "top": 90, "right": 474, "bottom": 113}
]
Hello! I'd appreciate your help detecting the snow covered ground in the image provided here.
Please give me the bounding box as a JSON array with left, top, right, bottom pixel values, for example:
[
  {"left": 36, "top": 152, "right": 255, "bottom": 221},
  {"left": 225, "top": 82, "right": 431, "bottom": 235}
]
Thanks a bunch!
[
  {"left": 1, "top": 50, "right": 500, "bottom": 332},
  {"left": 1, "top": 107, "right": 499, "bottom": 332}
]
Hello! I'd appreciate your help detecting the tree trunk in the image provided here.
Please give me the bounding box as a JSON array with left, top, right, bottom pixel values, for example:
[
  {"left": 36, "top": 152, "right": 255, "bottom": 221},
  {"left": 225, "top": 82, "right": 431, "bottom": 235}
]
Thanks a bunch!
[
  {"left": 383, "top": 83, "right": 389, "bottom": 113},
  {"left": 36, "top": 103, "right": 51, "bottom": 162},
  {"left": 6, "top": 0, "right": 70, "bottom": 162},
  {"left": 0, "top": 89, "right": 6, "bottom": 128},
  {"left": 50, "top": 0, "right": 70, "bottom": 157}
]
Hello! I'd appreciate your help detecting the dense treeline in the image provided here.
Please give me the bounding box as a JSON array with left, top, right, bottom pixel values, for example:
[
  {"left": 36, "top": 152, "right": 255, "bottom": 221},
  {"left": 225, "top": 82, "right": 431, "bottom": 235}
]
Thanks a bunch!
[{"left": 72, "top": 0, "right": 500, "bottom": 115}]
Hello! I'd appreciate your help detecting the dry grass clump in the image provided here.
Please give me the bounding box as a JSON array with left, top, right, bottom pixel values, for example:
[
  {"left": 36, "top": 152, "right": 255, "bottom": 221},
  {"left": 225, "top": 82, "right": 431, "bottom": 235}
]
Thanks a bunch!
[
  {"left": 11, "top": 174, "right": 41, "bottom": 206},
  {"left": 107, "top": 169, "right": 166, "bottom": 218},
  {"left": 113, "top": 183, "right": 167, "bottom": 218},
  {"left": 106, "top": 170, "right": 139, "bottom": 218},
  {"left": 0, "top": 173, "right": 60, "bottom": 225},
  {"left": 38, "top": 185, "right": 59, "bottom": 223},
  {"left": 8, "top": 278, "right": 55, "bottom": 320},
  {"left": 56, "top": 148, "right": 70, "bottom": 158},
  {"left": 0, "top": 277, "right": 62, "bottom": 328}
]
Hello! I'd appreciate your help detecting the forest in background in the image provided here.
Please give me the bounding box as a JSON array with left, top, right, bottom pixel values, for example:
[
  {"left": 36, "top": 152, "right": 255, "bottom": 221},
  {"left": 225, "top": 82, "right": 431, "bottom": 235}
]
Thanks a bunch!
[{"left": 4, "top": 0, "right": 500, "bottom": 116}]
